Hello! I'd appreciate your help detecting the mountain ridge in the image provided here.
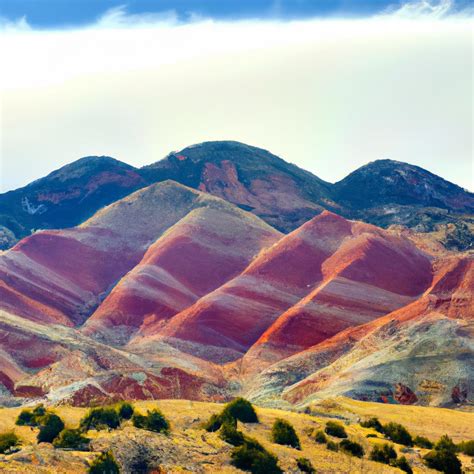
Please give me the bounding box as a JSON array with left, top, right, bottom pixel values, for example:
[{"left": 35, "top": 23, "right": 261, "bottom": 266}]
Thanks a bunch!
[{"left": 2, "top": 141, "right": 472, "bottom": 251}]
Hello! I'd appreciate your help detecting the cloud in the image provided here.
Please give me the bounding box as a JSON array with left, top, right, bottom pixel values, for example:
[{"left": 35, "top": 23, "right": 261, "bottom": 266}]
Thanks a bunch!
[
  {"left": 0, "top": 15, "right": 31, "bottom": 32},
  {"left": 382, "top": 0, "right": 473, "bottom": 19},
  {"left": 94, "top": 4, "right": 180, "bottom": 29}
]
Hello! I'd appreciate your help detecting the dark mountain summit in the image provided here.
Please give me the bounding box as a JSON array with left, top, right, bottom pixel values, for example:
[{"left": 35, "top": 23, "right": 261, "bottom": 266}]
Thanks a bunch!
[
  {"left": 0, "top": 142, "right": 472, "bottom": 250},
  {"left": 335, "top": 159, "right": 474, "bottom": 211},
  {"left": 142, "top": 141, "right": 338, "bottom": 232},
  {"left": 0, "top": 156, "right": 146, "bottom": 248},
  {"left": 334, "top": 159, "right": 474, "bottom": 250}
]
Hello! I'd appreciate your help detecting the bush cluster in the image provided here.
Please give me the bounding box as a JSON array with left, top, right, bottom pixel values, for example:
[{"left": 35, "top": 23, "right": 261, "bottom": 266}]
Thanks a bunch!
[
  {"left": 0, "top": 432, "right": 20, "bottom": 454},
  {"left": 369, "top": 443, "right": 412, "bottom": 473},
  {"left": 15, "top": 404, "right": 47, "bottom": 427},
  {"left": 203, "top": 398, "right": 258, "bottom": 432},
  {"left": 88, "top": 451, "right": 120, "bottom": 474},
  {"left": 37, "top": 414, "right": 65, "bottom": 443},
  {"left": 271, "top": 419, "right": 301, "bottom": 449},
  {"left": 424, "top": 449, "right": 461, "bottom": 474},
  {"left": 53, "top": 429, "right": 90, "bottom": 450},
  {"left": 360, "top": 417, "right": 383, "bottom": 432},
  {"left": 80, "top": 407, "right": 121, "bottom": 432},
  {"left": 326, "top": 440, "right": 339, "bottom": 451},
  {"left": 296, "top": 457, "right": 315, "bottom": 473},
  {"left": 132, "top": 408, "right": 170, "bottom": 434},
  {"left": 118, "top": 402, "right": 134, "bottom": 420},
  {"left": 313, "top": 430, "right": 327, "bottom": 444},
  {"left": 201, "top": 399, "right": 280, "bottom": 474},
  {"left": 370, "top": 443, "right": 397, "bottom": 464},
  {"left": 230, "top": 437, "right": 282, "bottom": 474},
  {"left": 423, "top": 434, "right": 462, "bottom": 474},
  {"left": 392, "top": 456, "right": 413, "bottom": 474},
  {"left": 16, "top": 405, "right": 65, "bottom": 444},
  {"left": 339, "top": 439, "right": 364, "bottom": 458},
  {"left": 458, "top": 439, "right": 474, "bottom": 456},
  {"left": 219, "top": 420, "right": 245, "bottom": 446},
  {"left": 382, "top": 422, "right": 413, "bottom": 446},
  {"left": 414, "top": 435, "right": 433, "bottom": 449},
  {"left": 324, "top": 421, "right": 347, "bottom": 439}
]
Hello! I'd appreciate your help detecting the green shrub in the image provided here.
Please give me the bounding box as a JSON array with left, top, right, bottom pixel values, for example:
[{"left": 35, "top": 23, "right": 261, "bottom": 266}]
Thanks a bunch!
[
  {"left": 393, "top": 456, "right": 413, "bottom": 474},
  {"left": 80, "top": 408, "right": 120, "bottom": 432},
  {"left": 117, "top": 402, "right": 134, "bottom": 420},
  {"left": 88, "top": 451, "right": 120, "bottom": 474},
  {"left": 435, "top": 435, "right": 457, "bottom": 453},
  {"left": 37, "top": 414, "right": 65, "bottom": 444},
  {"left": 271, "top": 419, "right": 301, "bottom": 449},
  {"left": 424, "top": 449, "right": 462, "bottom": 474},
  {"left": 16, "top": 410, "right": 36, "bottom": 427},
  {"left": 414, "top": 435, "right": 433, "bottom": 449},
  {"left": 326, "top": 440, "right": 339, "bottom": 451},
  {"left": 382, "top": 422, "right": 413, "bottom": 446},
  {"left": 370, "top": 443, "right": 397, "bottom": 464},
  {"left": 296, "top": 457, "right": 315, "bottom": 473},
  {"left": 219, "top": 420, "right": 245, "bottom": 447},
  {"left": 132, "top": 409, "right": 169, "bottom": 434},
  {"left": 203, "top": 413, "right": 223, "bottom": 432},
  {"left": 53, "top": 429, "right": 90, "bottom": 450},
  {"left": 325, "top": 421, "right": 347, "bottom": 439},
  {"left": 131, "top": 413, "right": 146, "bottom": 429},
  {"left": 0, "top": 432, "right": 20, "bottom": 454},
  {"left": 32, "top": 405, "right": 46, "bottom": 418},
  {"left": 314, "top": 430, "right": 327, "bottom": 444},
  {"left": 16, "top": 405, "right": 48, "bottom": 427},
  {"left": 366, "top": 434, "right": 378, "bottom": 438},
  {"left": 339, "top": 439, "right": 365, "bottom": 458},
  {"left": 230, "top": 438, "right": 282, "bottom": 474},
  {"left": 360, "top": 417, "right": 383, "bottom": 432},
  {"left": 144, "top": 409, "right": 169, "bottom": 433},
  {"left": 222, "top": 398, "right": 259, "bottom": 423},
  {"left": 458, "top": 439, "right": 474, "bottom": 456}
]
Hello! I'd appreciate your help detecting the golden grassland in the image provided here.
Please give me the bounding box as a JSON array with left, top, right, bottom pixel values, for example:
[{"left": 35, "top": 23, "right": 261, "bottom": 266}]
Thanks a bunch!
[{"left": 0, "top": 397, "right": 472, "bottom": 473}]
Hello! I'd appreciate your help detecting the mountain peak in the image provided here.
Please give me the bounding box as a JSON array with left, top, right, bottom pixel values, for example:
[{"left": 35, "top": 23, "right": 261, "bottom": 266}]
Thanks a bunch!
[{"left": 335, "top": 158, "right": 474, "bottom": 212}]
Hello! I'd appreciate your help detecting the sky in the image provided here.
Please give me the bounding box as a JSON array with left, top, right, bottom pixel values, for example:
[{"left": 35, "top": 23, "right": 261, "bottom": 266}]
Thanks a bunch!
[{"left": 0, "top": 0, "right": 473, "bottom": 192}]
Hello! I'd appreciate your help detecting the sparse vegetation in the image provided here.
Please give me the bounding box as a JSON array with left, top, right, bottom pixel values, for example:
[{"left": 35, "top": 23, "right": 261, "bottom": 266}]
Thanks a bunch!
[
  {"left": 370, "top": 443, "right": 397, "bottom": 464},
  {"left": 313, "top": 430, "right": 327, "bottom": 444},
  {"left": 37, "top": 413, "right": 65, "bottom": 444},
  {"left": 203, "top": 398, "right": 257, "bottom": 432},
  {"left": 414, "top": 435, "right": 433, "bottom": 449},
  {"left": 88, "top": 451, "right": 120, "bottom": 474},
  {"left": 382, "top": 422, "right": 413, "bottom": 446},
  {"left": 80, "top": 407, "right": 121, "bottom": 432},
  {"left": 458, "top": 439, "right": 474, "bottom": 456},
  {"left": 325, "top": 421, "right": 347, "bottom": 438},
  {"left": 360, "top": 417, "right": 383, "bottom": 432},
  {"left": 393, "top": 456, "right": 413, "bottom": 474},
  {"left": 222, "top": 398, "right": 259, "bottom": 423},
  {"left": 435, "top": 434, "right": 457, "bottom": 453},
  {"left": 132, "top": 408, "right": 169, "bottom": 434},
  {"left": 339, "top": 439, "right": 364, "bottom": 458},
  {"left": 53, "top": 428, "right": 90, "bottom": 450},
  {"left": 0, "top": 432, "right": 20, "bottom": 454},
  {"left": 424, "top": 448, "right": 462, "bottom": 474},
  {"left": 203, "top": 413, "right": 224, "bottom": 432},
  {"left": 296, "top": 457, "right": 316, "bottom": 473},
  {"left": 326, "top": 440, "right": 339, "bottom": 451},
  {"left": 16, "top": 404, "right": 47, "bottom": 427},
  {"left": 117, "top": 402, "right": 134, "bottom": 420},
  {"left": 271, "top": 419, "right": 301, "bottom": 449},
  {"left": 369, "top": 441, "right": 414, "bottom": 472},
  {"left": 219, "top": 420, "right": 245, "bottom": 446},
  {"left": 230, "top": 437, "right": 282, "bottom": 474}
]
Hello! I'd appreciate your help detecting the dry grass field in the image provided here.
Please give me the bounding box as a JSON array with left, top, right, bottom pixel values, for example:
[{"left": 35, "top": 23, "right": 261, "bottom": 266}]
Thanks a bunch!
[{"left": 0, "top": 398, "right": 472, "bottom": 473}]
